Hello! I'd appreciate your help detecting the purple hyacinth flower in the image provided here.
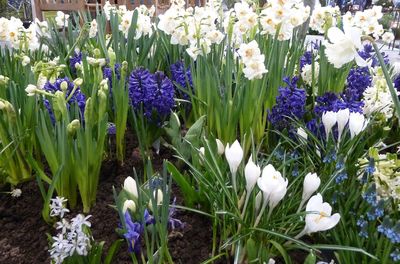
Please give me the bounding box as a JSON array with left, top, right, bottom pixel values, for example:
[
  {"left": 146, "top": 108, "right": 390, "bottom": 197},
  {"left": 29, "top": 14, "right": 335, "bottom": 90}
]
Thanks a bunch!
[{"left": 69, "top": 51, "right": 82, "bottom": 75}]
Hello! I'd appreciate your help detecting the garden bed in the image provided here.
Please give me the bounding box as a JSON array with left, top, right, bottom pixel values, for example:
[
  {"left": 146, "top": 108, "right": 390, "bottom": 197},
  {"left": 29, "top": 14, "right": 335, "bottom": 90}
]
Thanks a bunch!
[{"left": 0, "top": 134, "right": 217, "bottom": 263}]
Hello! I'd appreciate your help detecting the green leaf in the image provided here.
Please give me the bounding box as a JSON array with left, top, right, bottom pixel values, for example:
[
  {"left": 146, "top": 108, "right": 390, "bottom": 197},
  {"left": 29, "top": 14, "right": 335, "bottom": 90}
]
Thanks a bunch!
[
  {"left": 166, "top": 161, "right": 198, "bottom": 207},
  {"left": 105, "top": 239, "right": 124, "bottom": 264},
  {"left": 184, "top": 115, "right": 206, "bottom": 144},
  {"left": 270, "top": 240, "right": 292, "bottom": 264},
  {"left": 246, "top": 238, "right": 258, "bottom": 262}
]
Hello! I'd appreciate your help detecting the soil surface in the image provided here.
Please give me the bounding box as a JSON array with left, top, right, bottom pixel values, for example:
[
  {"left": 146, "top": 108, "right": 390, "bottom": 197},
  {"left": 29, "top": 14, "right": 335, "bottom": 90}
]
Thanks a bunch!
[{"left": 0, "top": 132, "right": 218, "bottom": 264}]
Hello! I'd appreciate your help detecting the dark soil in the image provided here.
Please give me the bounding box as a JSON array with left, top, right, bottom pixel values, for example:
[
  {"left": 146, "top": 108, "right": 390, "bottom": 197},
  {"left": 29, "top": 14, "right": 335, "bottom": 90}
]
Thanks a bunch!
[{"left": 0, "top": 132, "right": 218, "bottom": 264}]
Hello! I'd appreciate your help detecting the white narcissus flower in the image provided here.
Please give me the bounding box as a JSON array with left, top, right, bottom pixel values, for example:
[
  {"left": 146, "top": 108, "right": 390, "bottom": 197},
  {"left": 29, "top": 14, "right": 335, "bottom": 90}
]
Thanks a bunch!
[
  {"left": 242, "top": 59, "right": 268, "bottom": 80},
  {"left": 25, "top": 84, "right": 38, "bottom": 96},
  {"left": 304, "top": 193, "right": 340, "bottom": 234},
  {"left": 123, "top": 200, "right": 136, "bottom": 213},
  {"left": 238, "top": 40, "right": 262, "bottom": 65},
  {"left": 244, "top": 155, "right": 261, "bottom": 194},
  {"left": 225, "top": 140, "right": 244, "bottom": 175},
  {"left": 336, "top": 108, "right": 350, "bottom": 141},
  {"left": 301, "top": 173, "right": 321, "bottom": 202},
  {"left": 216, "top": 139, "right": 225, "bottom": 155},
  {"left": 324, "top": 27, "right": 367, "bottom": 68},
  {"left": 349, "top": 112, "right": 367, "bottom": 138},
  {"left": 123, "top": 176, "right": 138, "bottom": 199},
  {"left": 322, "top": 111, "right": 337, "bottom": 139},
  {"left": 257, "top": 164, "right": 288, "bottom": 210}
]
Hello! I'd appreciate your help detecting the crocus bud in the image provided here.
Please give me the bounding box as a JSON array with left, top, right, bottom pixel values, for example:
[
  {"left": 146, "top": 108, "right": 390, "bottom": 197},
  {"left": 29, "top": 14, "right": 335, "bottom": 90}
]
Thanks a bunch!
[
  {"left": 74, "top": 78, "right": 83, "bottom": 87},
  {"left": 301, "top": 172, "right": 320, "bottom": 202},
  {"left": 349, "top": 112, "right": 366, "bottom": 138},
  {"left": 25, "top": 84, "right": 38, "bottom": 96},
  {"left": 149, "top": 189, "right": 163, "bottom": 210},
  {"left": 67, "top": 119, "right": 80, "bottom": 135},
  {"left": 225, "top": 140, "right": 243, "bottom": 174},
  {"left": 22, "top": 55, "right": 30, "bottom": 66},
  {"left": 322, "top": 111, "right": 337, "bottom": 140},
  {"left": 124, "top": 176, "right": 138, "bottom": 199},
  {"left": 255, "top": 191, "right": 262, "bottom": 212},
  {"left": 123, "top": 199, "right": 136, "bottom": 213},
  {"left": 336, "top": 108, "right": 350, "bottom": 141},
  {"left": 297, "top": 127, "right": 308, "bottom": 140},
  {"left": 216, "top": 139, "right": 225, "bottom": 155},
  {"left": 244, "top": 155, "right": 261, "bottom": 193},
  {"left": 60, "top": 81, "right": 68, "bottom": 92},
  {"left": 199, "top": 147, "right": 205, "bottom": 156}
]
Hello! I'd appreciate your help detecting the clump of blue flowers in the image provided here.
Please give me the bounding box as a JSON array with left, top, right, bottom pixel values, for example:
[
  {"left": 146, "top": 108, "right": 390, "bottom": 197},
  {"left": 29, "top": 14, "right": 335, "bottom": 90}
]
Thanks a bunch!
[
  {"left": 43, "top": 77, "right": 86, "bottom": 123},
  {"left": 128, "top": 68, "right": 175, "bottom": 119},
  {"left": 170, "top": 61, "right": 193, "bottom": 99},
  {"left": 345, "top": 67, "right": 372, "bottom": 101},
  {"left": 314, "top": 92, "right": 364, "bottom": 116},
  {"left": 268, "top": 77, "right": 306, "bottom": 130},
  {"left": 358, "top": 44, "right": 389, "bottom": 67}
]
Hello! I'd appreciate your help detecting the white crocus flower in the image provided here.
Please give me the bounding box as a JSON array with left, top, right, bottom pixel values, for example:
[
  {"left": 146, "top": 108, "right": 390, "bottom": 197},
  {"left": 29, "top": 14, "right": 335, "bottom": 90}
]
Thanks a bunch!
[
  {"left": 349, "top": 112, "right": 367, "bottom": 138},
  {"left": 123, "top": 176, "right": 138, "bottom": 199},
  {"left": 324, "top": 26, "right": 367, "bottom": 68},
  {"left": 256, "top": 164, "right": 288, "bottom": 225},
  {"left": 122, "top": 200, "right": 136, "bottom": 213},
  {"left": 225, "top": 140, "right": 244, "bottom": 192},
  {"left": 216, "top": 139, "right": 225, "bottom": 155},
  {"left": 322, "top": 111, "right": 337, "bottom": 140},
  {"left": 298, "top": 172, "right": 321, "bottom": 211},
  {"left": 244, "top": 155, "right": 261, "bottom": 194},
  {"left": 296, "top": 193, "right": 340, "bottom": 238},
  {"left": 336, "top": 108, "right": 350, "bottom": 141}
]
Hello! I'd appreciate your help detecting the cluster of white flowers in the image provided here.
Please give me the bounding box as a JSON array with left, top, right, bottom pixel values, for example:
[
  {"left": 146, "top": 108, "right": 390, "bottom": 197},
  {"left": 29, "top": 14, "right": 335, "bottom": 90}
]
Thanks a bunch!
[
  {"left": 237, "top": 40, "right": 268, "bottom": 80},
  {"left": 259, "top": 0, "right": 310, "bottom": 41},
  {"left": 322, "top": 109, "right": 368, "bottom": 141},
  {"left": 342, "top": 6, "right": 385, "bottom": 40},
  {"left": 102, "top": 1, "right": 154, "bottom": 39},
  {"left": 158, "top": 0, "right": 224, "bottom": 60},
  {"left": 363, "top": 67, "right": 399, "bottom": 121},
  {"left": 49, "top": 197, "right": 92, "bottom": 264},
  {"left": 0, "top": 16, "right": 47, "bottom": 51},
  {"left": 309, "top": 5, "right": 341, "bottom": 34},
  {"left": 55, "top": 11, "right": 70, "bottom": 28},
  {"left": 225, "top": 1, "right": 258, "bottom": 44}
]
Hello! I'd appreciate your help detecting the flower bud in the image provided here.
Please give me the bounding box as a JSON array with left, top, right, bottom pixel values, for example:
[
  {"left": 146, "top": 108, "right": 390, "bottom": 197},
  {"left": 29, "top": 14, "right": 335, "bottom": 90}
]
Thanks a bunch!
[
  {"left": 22, "top": 55, "right": 30, "bottom": 66},
  {"left": 60, "top": 81, "right": 68, "bottom": 92},
  {"left": 84, "top": 97, "right": 93, "bottom": 124},
  {"left": 302, "top": 172, "right": 320, "bottom": 202},
  {"left": 123, "top": 199, "right": 136, "bottom": 213},
  {"left": 349, "top": 112, "right": 367, "bottom": 138},
  {"left": 123, "top": 176, "right": 138, "bottom": 199},
  {"left": 225, "top": 140, "right": 243, "bottom": 174},
  {"left": 108, "top": 47, "right": 116, "bottom": 66},
  {"left": 297, "top": 127, "right": 308, "bottom": 141},
  {"left": 244, "top": 155, "right": 261, "bottom": 194},
  {"left": 336, "top": 108, "right": 350, "bottom": 141},
  {"left": 93, "top": 48, "right": 101, "bottom": 57},
  {"left": 25, "top": 84, "right": 38, "bottom": 96},
  {"left": 322, "top": 111, "right": 337, "bottom": 140},
  {"left": 67, "top": 119, "right": 81, "bottom": 135},
  {"left": 0, "top": 101, "right": 5, "bottom": 110},
  {"left": 74, "top": 78, "right": 83, "bottom": 87},
  {"left": 216, "top": 139, "right": 224, "bottom": 155}
]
